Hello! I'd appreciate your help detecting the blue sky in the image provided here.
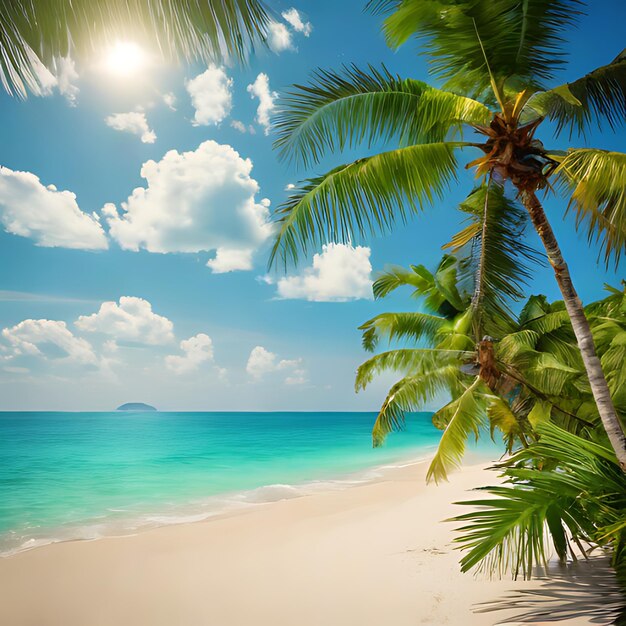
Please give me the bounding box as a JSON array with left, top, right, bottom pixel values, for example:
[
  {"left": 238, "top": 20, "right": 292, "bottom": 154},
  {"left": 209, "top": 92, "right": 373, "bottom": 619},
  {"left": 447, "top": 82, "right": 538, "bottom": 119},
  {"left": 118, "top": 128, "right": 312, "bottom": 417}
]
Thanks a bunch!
[{"left": 0, "top": 0, "right": 624, "bottom": 411}]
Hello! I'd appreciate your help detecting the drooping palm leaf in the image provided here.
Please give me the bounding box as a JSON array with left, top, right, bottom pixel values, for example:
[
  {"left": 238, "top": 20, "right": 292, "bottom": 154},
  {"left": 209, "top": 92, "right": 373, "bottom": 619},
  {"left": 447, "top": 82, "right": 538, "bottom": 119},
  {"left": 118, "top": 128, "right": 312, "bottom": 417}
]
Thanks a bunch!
[
  {"left": 273, "top": 64, "right": 491, "bottom": 166},
  {"left": 359, "top": 312, "right": 448, "bottom": 352},
  {"left": 269, "top": 142, "right": 459, "bottom": 268},
  {"left": 0, "top": 0, "right": 269, "bottom": 97},
  {"left": 523, "top": 48, "right": 626, "bottom": 135},
  {"left": 427, "top": 377, "right": 489, "bottom": 483},
  {"left": 553, "top": 148, "right": 626, "bottom": 267},
  {"left": 445, "top": 182, "right": 542, "bottom": 337},
  {"left": 355, "top": 347, "right": 472, "bottom": 391},
  {"left": 370, "top": 365, "right": 464, "bottom": 447}
]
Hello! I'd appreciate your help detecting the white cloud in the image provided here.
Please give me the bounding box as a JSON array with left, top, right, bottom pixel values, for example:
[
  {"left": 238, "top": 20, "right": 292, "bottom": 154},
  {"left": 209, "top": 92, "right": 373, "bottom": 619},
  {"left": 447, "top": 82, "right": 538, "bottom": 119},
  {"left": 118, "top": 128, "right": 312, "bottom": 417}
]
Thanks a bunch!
[
  {"left": 275, "top": 243, "right": 373, "bottom": 302},
  {"left": 165, "top": 333, "right": 214, "bottom": 374},
  {"left": 0, "top": 167, "right": 108, "bottom": 250},
  {"left": 246, "top": 346, "right": 276, "bottom": 379},
  {"left": 246, "top": 346, "right": 306, "bottom": 384},
  {"left": 285, "top": 368, "right": 307, "bottom": 385},
  {"left": 104, "top": 140, "right": 273, "bottom": 272},
  {"left": 230, "top": 119, "right": 256, "bottom": 134},
  {"left": 206, "top": 247, "right": 256, "bottom": 273},
  {"left": 247, "top": 73, "right": 277, "bottom": 135},
  {"left": 32, "top": 55, "right": 79, "bottom": 105},
  {"left": 162, "top": 92, "right": 177, "bottom": 111},
  {"left": 282, "top": 8, "right": 312, "bottom": 36},
  {"left": 186, "top": 65, "right": 233, "bottom": 126},
  {"left": 75, "top": 296, "right": 174, "bottom": 345},
  {"left": 267, "top": 22, "right": 293, "bottom": 52},
  {"left": 1, "top": 319, "right": 97, "bottom": 365},
  {"left": 285, "top": 183, "right": 296, "bottom": 191},
  {"left": 105, "top": 111, "right": 157, "bottom": 143},
  {"left": 53, "top": 57, "right": 80, "bottom": 105}
]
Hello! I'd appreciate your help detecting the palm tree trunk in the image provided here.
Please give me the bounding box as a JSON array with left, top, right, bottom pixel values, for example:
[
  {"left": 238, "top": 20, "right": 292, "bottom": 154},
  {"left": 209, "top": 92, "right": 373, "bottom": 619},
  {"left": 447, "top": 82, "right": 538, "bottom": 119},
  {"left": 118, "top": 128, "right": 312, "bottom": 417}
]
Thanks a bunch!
[{"left": 520, "top": 189, "right": 626, "bottom": 471}]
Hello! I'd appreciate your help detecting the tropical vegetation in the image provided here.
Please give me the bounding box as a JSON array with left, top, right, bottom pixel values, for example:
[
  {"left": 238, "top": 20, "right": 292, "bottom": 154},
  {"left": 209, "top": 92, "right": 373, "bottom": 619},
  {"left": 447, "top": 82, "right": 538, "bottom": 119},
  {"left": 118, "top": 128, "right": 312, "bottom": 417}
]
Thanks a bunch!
[
  {"left": 0, "top": 0, "right": 269, "bottom": 98},
  {"left": 270, "top": 0, "right": 626, "bottom": 468},
  {"left": 357, "top": 233, "right": 626, "bottom": 574}
]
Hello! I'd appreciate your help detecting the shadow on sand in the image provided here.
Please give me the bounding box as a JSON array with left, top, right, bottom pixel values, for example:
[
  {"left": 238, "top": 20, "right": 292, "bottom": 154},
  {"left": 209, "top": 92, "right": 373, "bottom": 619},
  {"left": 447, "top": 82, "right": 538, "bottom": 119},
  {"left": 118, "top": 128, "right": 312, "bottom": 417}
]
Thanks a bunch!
[{"left": 474, "top": 557, "right": 626, "bottom": 625}]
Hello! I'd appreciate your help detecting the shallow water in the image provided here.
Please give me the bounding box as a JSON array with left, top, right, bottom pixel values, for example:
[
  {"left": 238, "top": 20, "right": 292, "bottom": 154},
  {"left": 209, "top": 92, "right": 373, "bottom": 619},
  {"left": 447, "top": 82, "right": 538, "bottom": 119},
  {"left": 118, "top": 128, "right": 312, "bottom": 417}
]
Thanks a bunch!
[{"left": 0, "top": 411, "right": 495, "bottom": 555}]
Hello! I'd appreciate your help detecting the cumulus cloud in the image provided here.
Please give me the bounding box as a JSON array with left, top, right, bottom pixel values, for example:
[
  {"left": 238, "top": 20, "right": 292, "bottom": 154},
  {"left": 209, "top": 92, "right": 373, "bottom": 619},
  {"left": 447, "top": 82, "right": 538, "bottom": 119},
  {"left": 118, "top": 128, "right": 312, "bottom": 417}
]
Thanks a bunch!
[
  {"left": 1, "top": 319, "right": 97, "bottom": 365},
  {"left": 282, "top": 8, "right": 312, "bottom": 36},
  {"left": 207, "top": 247, "right": 257, "bottom": 273},
  {"left": 162, "top": 92, "right": 177, "bottom": 111},
  {"left": 105, "top": 111, "right": 157, "bottom": 143},
  {"left": 165, "top": 333, "right": 214, "bottom": 374},
  {"left": 75, "top": 296, "right": 174, "bottom": 345},
  {"left": 247, "top": 73, "right": 277, "bottom": 135},
  {"left": 274, "top": 243, "right": 373, "bottom": 302},
  {"left": 32, "top": 55, "right": 79, "bottom": 105},
  {"left": 246, "top": 346, "right": 306, "bottom": 384},
  {"left": 104, "top": 140, "right": 273, "bottom": 272},
  {"left": 0, "top": 167, "right": 108, "bottom": 250},
  {"left": 267, "top": 22, "right": 293, "bottom": 52},
  {"left": 186, "top": 65, "right": 233, "bottom": 126}
]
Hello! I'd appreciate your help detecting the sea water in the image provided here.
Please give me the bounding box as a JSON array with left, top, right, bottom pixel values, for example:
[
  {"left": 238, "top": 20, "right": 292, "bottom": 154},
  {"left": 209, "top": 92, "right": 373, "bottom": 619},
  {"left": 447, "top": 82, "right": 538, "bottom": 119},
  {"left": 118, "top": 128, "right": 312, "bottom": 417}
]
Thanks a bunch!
[{"left": 0, "top": 411, "right": 494, "bottom": 555}]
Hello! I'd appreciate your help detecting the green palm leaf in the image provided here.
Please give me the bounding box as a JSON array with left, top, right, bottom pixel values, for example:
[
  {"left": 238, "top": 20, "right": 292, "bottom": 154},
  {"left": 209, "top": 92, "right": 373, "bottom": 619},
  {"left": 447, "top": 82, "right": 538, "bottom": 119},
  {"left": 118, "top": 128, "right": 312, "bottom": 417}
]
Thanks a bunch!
[
  {"left": 452, "top": 422, "right": 626, "bottom": 578},
  {"left": 524, "top": 48, "right": 626, "bottom": 135},
  {"left": 370, "top": 365, "right": 463, "bottom": 447},
  {"left": 359, "top": 312, "right": 448, "bottom": 352},
  {"left": 1, "top": 0, "right": 269, "bottom": 98},
  {"left": 273, "top": 64, "right": 491, "bottom": 166},
  {"left": 446, "top": 183, "right": 542, "bottom": 336},
  {"left": 372, "top": 255, "right": 467, "bottom": 315},
  {"left": 367, "top": 0, "right": 582, "bottom": 100},
  {"left": 427, "top": 377, "right": 489, "bottom": 483},
  {"left": 269, "top": 142, "right": 459, "bottom": 268},
  {"left": 553, "top": 148, "right": 626, "bottom": 267},
  {"left": 355, "top": 347, "right": 471, "bottom": 391}
]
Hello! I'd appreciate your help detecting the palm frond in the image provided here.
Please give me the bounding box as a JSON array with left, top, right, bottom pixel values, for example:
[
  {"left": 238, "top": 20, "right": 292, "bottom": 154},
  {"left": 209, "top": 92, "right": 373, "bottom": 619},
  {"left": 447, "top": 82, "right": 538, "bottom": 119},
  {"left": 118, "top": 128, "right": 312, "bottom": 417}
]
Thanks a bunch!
[
  {"left": 371, "top": 365, "right": 463, "bottom": 446},
  {"left": 273, "top": 64, "right": 491, "bottom": 166},
  {"left": 446, "top": 182, "right": 542, "bottom": 337},
  {"left": 372, "top": 255, "right": 467, "bottom": 315},
  {"left": 427, "top": 377, "right": 489, "bottom": 483},
  {"left": 355, "top": 347, "right": 471, "bottom": 391},
  {"left": 359, "top": 312, "right": 448, "bottom": 352},
  {"left": 368, "top": 0, "right": 582, "bottom": 101},
  {"left": 453, "top": 422, "right": 626, "bottom": 578},
  {"left": 1, "top": 0, "right": 270, "bottom": 97},
  {"left": 553, "top": 149, "right": 626, "bottom": 267},
  {"left": 523, "top": 48, "right": 626, "bottom": 135},
  {"left": 269, "top": 142, "right": 459, "bottom": 268}
]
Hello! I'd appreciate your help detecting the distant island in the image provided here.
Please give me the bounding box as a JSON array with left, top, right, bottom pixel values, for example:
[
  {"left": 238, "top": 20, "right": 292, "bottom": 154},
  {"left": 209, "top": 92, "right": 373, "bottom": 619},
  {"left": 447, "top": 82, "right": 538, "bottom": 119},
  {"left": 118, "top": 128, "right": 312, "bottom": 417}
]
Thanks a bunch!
[{"left": 116, "top": 403, "right": 157, "bottom": 412}]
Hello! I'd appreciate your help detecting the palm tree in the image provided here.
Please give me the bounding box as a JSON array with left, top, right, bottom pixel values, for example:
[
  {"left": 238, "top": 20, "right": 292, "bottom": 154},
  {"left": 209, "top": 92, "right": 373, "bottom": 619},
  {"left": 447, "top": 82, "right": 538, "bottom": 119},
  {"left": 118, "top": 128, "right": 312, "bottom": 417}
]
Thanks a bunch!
[
  {"left": 270, "top": 0, "right": 626, "bottom": 468},
  {"left": 1, "top": 0, "right": 269, "bottom": 98},
  {"left": 355, "top": 205, "right": 620, "bottom": 481}
]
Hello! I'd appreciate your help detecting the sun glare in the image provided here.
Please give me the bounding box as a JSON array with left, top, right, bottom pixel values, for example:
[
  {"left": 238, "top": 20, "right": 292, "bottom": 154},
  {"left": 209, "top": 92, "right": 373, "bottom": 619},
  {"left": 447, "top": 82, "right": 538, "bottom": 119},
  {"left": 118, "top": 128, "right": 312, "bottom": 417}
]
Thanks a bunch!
[{"left": 103, "top": 41, "right": 146, "bottom": 77}]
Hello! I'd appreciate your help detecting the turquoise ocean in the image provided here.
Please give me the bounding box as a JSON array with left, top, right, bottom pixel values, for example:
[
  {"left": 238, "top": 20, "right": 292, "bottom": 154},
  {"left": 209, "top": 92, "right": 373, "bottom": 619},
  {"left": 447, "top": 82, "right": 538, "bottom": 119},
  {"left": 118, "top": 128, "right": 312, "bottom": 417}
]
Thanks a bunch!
[{"left": 0, "top": 411, "right": 494, "bottom": 556}]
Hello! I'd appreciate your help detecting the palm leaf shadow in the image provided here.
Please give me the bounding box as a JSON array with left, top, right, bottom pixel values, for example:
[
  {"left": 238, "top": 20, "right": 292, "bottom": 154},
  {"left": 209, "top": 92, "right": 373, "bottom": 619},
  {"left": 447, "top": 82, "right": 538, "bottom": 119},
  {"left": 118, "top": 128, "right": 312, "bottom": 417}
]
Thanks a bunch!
[{"left": 475, "top": 557, "right": 626, "bottom": 625}]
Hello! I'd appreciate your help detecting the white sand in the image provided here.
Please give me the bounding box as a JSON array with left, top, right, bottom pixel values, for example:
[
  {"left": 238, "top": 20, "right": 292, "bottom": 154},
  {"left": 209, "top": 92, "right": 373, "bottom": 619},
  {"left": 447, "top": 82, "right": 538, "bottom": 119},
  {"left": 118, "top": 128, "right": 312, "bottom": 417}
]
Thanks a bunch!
[{"left": 0, "top": 460, "right": 621, "bottom": 626}]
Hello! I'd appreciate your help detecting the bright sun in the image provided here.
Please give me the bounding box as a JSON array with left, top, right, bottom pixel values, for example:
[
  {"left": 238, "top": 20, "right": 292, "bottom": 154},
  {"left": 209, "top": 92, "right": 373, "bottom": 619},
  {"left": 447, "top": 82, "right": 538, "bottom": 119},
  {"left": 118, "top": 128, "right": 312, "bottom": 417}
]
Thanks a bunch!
[{"left": 103, "top": 42, "right": 146, "bottom": 77}]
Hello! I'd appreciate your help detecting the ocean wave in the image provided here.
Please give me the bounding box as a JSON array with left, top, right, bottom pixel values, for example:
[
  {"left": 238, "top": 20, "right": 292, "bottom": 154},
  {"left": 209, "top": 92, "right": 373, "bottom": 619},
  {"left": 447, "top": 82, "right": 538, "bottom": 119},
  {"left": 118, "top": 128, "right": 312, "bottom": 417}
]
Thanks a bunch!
[{"left": 0, "top": 451, "right": 434, "bottom": 558}]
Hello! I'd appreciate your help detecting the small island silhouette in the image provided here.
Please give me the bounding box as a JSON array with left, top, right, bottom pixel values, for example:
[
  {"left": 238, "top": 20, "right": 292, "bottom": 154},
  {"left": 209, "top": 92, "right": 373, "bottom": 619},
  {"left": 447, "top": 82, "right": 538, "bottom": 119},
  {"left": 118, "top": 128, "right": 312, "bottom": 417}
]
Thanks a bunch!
[{"left": 116, "top": 402, "right": 157, "bottom": 412}]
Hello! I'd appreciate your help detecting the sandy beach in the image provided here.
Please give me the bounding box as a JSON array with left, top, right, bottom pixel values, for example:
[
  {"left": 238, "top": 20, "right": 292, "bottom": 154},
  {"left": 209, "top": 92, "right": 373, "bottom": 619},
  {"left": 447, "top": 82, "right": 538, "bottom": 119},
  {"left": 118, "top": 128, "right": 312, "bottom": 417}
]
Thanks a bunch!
[{"left": 0, "top": 460, "right": 622, "bottom": 626}]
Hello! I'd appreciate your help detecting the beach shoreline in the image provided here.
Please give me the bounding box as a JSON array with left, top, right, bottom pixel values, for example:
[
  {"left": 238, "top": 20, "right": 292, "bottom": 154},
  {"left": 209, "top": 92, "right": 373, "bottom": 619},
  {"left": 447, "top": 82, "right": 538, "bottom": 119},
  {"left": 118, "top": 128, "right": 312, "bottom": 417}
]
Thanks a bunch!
[
  {"left": 1, "top": 446, "right": 443, "bottom": 558},
  {"left": 0, "top": 458, "right": 621, "bottom": 626}
]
